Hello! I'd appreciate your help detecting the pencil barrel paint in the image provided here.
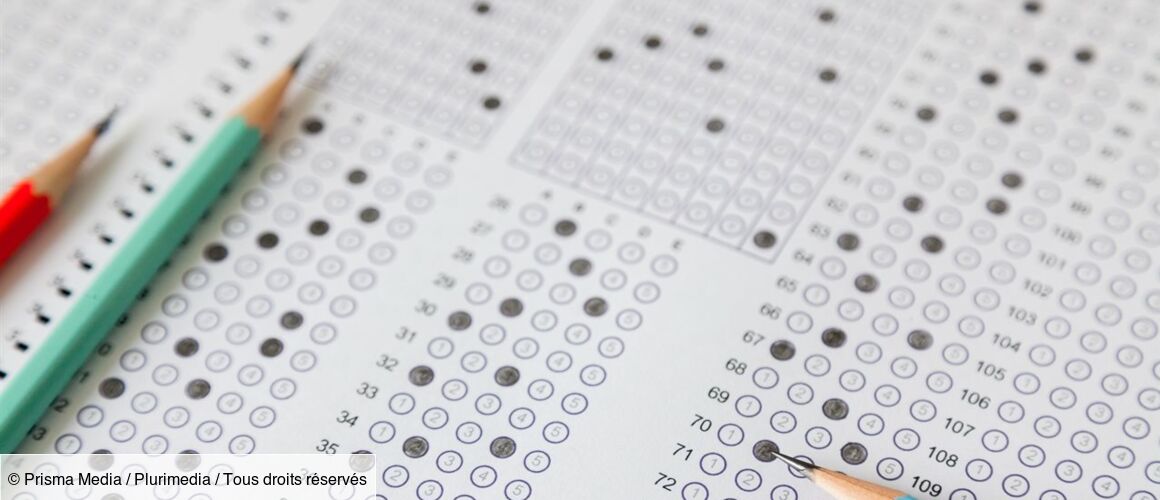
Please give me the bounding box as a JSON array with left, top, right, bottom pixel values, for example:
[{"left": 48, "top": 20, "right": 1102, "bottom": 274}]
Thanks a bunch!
[
  {"left": 0, "top": 118, "right": 260, "bottom": 452},
  {"left": 0, "top": 181, "right": 52, "bottom": 267}
]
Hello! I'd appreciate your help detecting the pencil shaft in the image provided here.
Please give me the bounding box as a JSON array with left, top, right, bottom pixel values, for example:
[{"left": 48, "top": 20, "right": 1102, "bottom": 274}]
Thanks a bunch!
[
  {"left": 0, "top": 118, "right": 260, "bottom": 452},
  {"left": 814, "top": 467, "right": 911, "bottom": 500},
  {"left": 0, "top": 125, "right": 101, "bottom": 268},
  {"left": 0, "top": 182, "right": 53, "bottom": 266}
]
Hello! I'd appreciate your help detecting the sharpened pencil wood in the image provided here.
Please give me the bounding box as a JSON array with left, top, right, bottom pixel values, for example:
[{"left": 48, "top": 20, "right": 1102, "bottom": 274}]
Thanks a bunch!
[
  {"left": 0, "top": 108, "right": 118, "bottom": 268},
  {"left": 0, "top": 49, "right": 308, "bottom": 453}
]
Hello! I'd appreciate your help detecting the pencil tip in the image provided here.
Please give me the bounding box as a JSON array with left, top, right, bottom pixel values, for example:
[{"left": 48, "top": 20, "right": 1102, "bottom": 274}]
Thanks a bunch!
[
  {"left": 768, "top": 449, "right": 818, "bottom": 475},
  {"left": 289, "top": 45, "right": 311, "bottom": 74},
  {"left": 93, "top": 106, "right": 120, "bottom": 137}
]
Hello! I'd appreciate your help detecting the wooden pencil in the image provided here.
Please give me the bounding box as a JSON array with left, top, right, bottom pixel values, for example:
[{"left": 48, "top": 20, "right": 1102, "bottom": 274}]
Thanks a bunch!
[
  {"left": 768, "top": 449, "right": 917, "bottom": 500},
  {"left": 0, "top": 47, "right": 308, "bottom": 453},
  {"left": 0, "top": 108, "right": 119, "bottom": 268}
]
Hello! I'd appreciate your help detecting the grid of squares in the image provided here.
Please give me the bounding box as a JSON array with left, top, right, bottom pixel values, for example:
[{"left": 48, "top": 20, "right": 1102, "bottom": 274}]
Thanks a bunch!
[
  {"left": 0, "top": 0, "right": 203, "bottom": 183},
  {"left": 305, "top": 0, "right": 581, "bottom": 148},
  {"left": 512, "top": 0, "right": 931, "bottom": 261}
]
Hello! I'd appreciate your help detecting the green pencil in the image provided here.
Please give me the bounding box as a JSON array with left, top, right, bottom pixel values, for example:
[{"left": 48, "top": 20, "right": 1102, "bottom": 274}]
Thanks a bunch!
[{"left": 0, "top": 48, "right": 308, "bottom": 453}]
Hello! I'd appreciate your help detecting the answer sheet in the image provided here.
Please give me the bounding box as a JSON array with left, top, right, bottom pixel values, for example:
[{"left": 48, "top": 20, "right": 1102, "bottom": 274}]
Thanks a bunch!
[{"left": 1, "top": 0, "right": 1157, "bottom": 498}]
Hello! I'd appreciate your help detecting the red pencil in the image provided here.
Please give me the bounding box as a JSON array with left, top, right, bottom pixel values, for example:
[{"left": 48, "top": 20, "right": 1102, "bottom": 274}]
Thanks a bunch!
[{"left": 0, "top": 108, "right": 118, "bottom": 268}]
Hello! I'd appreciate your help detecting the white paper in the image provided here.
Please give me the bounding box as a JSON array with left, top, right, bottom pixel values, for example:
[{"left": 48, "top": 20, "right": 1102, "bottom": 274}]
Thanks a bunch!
[{"left": 2, "top": 0, "right": 1157, "bottom": 499}]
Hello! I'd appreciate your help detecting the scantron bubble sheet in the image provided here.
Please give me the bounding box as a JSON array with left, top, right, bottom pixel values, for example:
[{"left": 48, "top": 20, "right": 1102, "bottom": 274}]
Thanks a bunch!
[{"left": 1, "top": 0, "right": 1157, "bottom": 499}]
